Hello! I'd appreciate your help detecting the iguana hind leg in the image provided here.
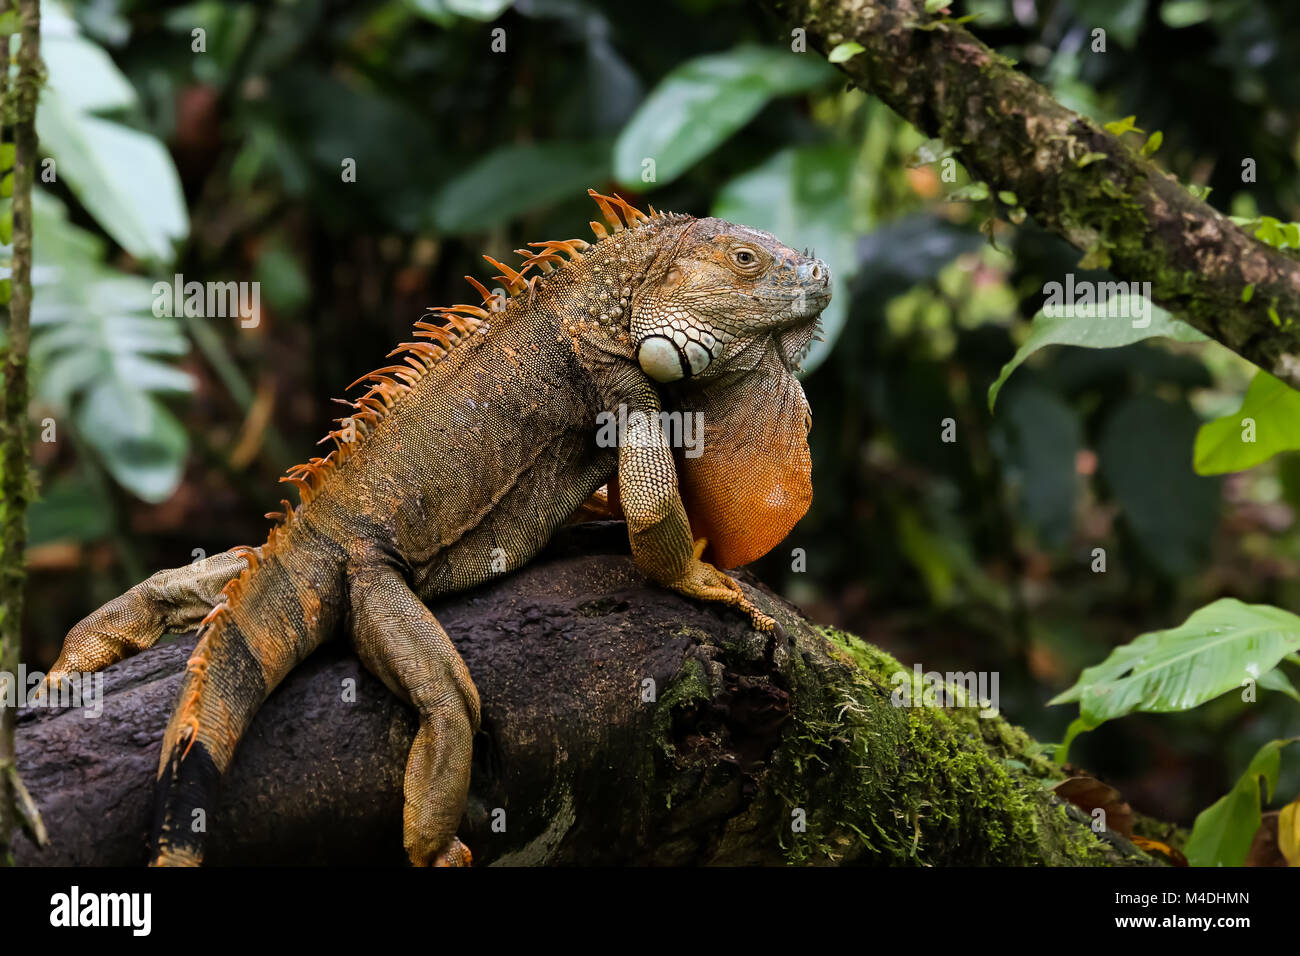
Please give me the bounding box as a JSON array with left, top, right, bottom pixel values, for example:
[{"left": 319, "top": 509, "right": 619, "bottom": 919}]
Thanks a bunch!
[
  {"left": 35, "top": 548, "right": 255, "bottom": 700},
  {"left": 349, "top": 563, "right": 481, "bottom": 866}
]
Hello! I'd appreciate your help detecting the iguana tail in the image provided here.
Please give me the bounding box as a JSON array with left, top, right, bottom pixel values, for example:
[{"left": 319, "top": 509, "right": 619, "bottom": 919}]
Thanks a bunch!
[{"left": 150, "top": 529, "right": 344, "bottom": 866}]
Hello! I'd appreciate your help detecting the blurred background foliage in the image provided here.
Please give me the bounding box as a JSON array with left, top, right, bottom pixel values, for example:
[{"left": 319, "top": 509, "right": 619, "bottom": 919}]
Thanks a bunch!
[{"left": 15, "top": 0, "right": 1300, "bottom": 830}]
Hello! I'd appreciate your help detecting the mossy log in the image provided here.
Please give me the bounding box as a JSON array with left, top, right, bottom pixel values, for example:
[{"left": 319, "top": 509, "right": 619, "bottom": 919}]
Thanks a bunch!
[
  {"left": 762, "top": 0, "right": 1300, "bottom": 389},
  {"left": 15, "top": 524, "right": 1152, "bottom": 866}
]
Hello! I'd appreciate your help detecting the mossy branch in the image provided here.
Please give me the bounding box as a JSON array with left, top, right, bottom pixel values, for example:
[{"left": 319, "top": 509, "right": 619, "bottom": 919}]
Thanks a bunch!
[
  {"left": 15, "top": 525, "right": 1154, "bottom": 866},
  {"left": 761, "top": 0, "right": 1300, "bottom": 388},
  {"left": 0, "top": 0, "right": 42, "bottom": 868}
]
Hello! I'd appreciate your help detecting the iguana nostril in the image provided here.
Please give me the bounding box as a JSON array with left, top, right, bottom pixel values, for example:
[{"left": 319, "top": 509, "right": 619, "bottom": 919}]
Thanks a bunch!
[{"left": 798, "top": 259, "right": 829, "bottom": 286}]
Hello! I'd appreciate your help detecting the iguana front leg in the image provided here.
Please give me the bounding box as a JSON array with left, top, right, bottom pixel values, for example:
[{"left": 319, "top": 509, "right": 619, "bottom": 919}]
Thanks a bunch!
[
  {"left": 34, "top": 548, "right": 256, "bottom": 700},
  {"left": 349, "top": 563, "right": 481, "bottom": 866},
  {"left": 615, "top": 388, "right": 776, "bottom": 632}
]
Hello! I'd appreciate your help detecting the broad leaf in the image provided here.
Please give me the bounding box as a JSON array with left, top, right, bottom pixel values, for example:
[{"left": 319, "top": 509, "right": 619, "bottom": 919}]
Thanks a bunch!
[
  {"left": 988, "top": 293, "right": 1206, "bottom": 410},
  {"left": 713, "top": 143, "right": 860, "bottom": 374},
  {"left": 1097, "top": 395, "right": 1219, "bottom": 577},
  {"left": 25, "top": 191, "right": 194, "bottom": 502},
  {"left": 432, "top": 141, "right": 610, "bottom": 234},
  {"left": 1186, "top": 738, "right": 1297, "bottom": 867},
  {"left": 1194, "top": 371, "right": 1300, "bottom": 475},
  {"left": 37, "top": 2, "right": 188, "bottom": 264},
  {"left": 406, "top": 0, "right": 512, "bottom": 22},
  {"left": 990, "top": 382, "right": 1082, "bottom": 548},
  {"left": 1051, "top": 599, "right": 1300, "bottom": 730},
  {"left": 613, "top": 47, "right": 834, "bottom": 188}
]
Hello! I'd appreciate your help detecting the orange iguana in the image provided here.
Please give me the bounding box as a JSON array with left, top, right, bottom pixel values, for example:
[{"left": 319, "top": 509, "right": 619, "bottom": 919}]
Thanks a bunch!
[{"left": 36, "top": 190, "right": 831, "bottom": 866}]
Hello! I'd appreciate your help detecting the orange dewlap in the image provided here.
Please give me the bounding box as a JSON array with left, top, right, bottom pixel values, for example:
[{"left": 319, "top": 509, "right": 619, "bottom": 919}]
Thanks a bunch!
[{"left": 677, "top": 353, "right": 813, "bottom": 569}]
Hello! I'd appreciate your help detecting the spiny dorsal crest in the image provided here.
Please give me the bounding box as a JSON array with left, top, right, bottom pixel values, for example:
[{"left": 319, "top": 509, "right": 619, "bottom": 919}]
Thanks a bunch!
[{"left": 269, "top": 189, "right": 681, "bottom": 510}]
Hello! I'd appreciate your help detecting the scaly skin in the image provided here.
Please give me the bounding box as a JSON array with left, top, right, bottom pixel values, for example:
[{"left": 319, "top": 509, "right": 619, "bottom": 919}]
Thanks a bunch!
[{"left": 35, "top": 190, "right": 831, "bottom": 866}]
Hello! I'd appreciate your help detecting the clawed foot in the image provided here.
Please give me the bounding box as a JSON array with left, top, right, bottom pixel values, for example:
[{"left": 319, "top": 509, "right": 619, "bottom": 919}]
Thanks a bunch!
[{"left": 667, "top": 538, "right": 778, "bottom": 633}]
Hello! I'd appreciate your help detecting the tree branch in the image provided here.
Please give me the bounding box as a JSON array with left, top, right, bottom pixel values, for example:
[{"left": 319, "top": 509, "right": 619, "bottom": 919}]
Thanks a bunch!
[
  {"left": 15, "top": 524, "right": 1154, "bottom": 866},
  {"left": 763, "top": 0, "right": 1300, "bottom": 387}
]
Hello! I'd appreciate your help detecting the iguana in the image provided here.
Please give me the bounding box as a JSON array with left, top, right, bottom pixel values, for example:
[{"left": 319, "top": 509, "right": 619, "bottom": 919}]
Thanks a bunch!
[{"left": 36, "top": 190, "right": 831, "bottom": 866}]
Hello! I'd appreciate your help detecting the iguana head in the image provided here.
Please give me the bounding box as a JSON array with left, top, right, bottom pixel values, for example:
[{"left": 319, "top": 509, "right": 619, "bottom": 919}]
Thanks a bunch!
[
  {"left": 627, "top": 214, "right": 832, "bottom": 569},
  {"left": 631, "top": 216, "right": 831, "bottom": 384}
]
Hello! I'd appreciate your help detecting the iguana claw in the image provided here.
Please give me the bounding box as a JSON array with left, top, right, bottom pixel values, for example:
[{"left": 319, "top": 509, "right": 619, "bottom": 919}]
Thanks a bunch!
[{"left": 664, "top": 538, "right": 777, "bottom": 633}]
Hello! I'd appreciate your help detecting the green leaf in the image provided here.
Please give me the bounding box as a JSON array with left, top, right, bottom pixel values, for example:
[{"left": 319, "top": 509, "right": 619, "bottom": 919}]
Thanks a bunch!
[
  {"left": 828, "top": 41, "right": 865, "bottom": 63},
  {"left": 1098, "top": 395, "right": 1219, "bottom": 577},
  {"left": 0, "top": 209, "right": 10, "bottom": 246},
  {"left": 28, "top": 476, "right": 114, "bottom": 547},
  {"left": 406, "top": 0, "right": 512, "bottom": 22},
  {"left": 36, "top": 3, "right": 188, "bottom": 264},
  {"left": 907, "top": 137, "right": 954, "bottom": 168},
  {"left": 924, "top": 0, "right": 949, "bottom": 11},
  {"left": 1161, "top": 0, "right": 1212, "bottom": 28},
  {"left": 997, "top": 190, "right": 1018, "bottom": 205},
  {"left": 1050, "top": 599, "right": 1300, "bottom": 729},
  {"left": 432, "top": 141, "right": 610, "bottom": 234},
  {"left": 613, "top": 47, "right": 834, "bottom": 188},
  {"left": 1259, "top": 666, "right": 1300, "bottom": 704},
  {"left": 988, "top": 293, "right": 1206, "bottom": 410},
  {"left": 1186, "top": 738, "right": 1298, "bottom": 867},
  {"left": 946, "top": 181, "right": 989, "bottom": 202},
  {"left": 0, "top": 173, "right": 12, "bottom": 199},
  {"left": 77, "top": 381, "right": 189, "bottom": 504},
  {"left": 1140, "top": 129, "right": 1163, "bottom": 156},
  {"left": 0, "top": 143, "right": 14, "bottom": 170},
  {"left": 1076, "top": 0, "right": 1150, "bottom": 47},
  {"left": 1194, "top": 372, "right": 1300, "bottom": 475},
  {"left": 990, "top": 382, "right": 1081, "bottom": 548},
  {"left": 713, "top": 143, "right": 861, "bottom": 375},
  {"left": 1103, "top": 114, "right": 1144, "bottom": 136},
  {"left": 27, "top": 191, "right": 193, "bottom": 502}
]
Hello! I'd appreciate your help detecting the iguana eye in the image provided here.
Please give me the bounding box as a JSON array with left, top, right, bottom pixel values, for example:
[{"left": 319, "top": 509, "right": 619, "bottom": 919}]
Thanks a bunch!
[{"left": 730, "top": 247, "right": 762, "bottom": 274}]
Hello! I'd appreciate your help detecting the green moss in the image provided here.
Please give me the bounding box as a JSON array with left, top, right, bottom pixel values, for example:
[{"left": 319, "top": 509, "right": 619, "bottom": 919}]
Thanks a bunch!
[{"left": 763, "top": 626, "right": 1123, "bottom": 865}]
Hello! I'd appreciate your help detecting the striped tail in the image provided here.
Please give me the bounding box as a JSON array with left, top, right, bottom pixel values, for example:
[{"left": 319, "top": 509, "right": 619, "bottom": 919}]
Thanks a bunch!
[{"left": 151, "top": 535, "right": 342, "bottom": 866}]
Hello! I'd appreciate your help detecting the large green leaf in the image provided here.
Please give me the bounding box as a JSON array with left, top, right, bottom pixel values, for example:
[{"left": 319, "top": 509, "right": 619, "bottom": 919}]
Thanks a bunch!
[
  {"left": 1194, "top": 371, "right": 1300, "bottom": 475},
  {"left": 990, "top": 382, "right": 1082, "bottom": 548},
  {"left": 406, "top": 0, "right": 512, "bottom": 23},
  {"left": 1051, "top": 599, "right": 1300, "bottom": 730},
  {"left": 713, "top": 143, "right": 860, "bottom": 374},
  {"left": 613, "top": 47, "right": 834, "bottom": 188},
  {"left": 988, "top": 293, "right": 1207, "bottom": 411},
  {"left": 1097, "top": 395, "right": 1219, "bottom": 577},
  {"left": 1185, "top": 738, "right": 1298, "bottom": 867},
  {"left": 37, "top": 2, "right": 188, "bottom": 264},
  {"left": 432, "top": 141, "right": 610, "bottom": 234},
  {"left": 25, "top": 191, "right": 193, "bottom": 502},
  {"left": 1072, "top": 0, "right": 1150, "bottom": 47}
]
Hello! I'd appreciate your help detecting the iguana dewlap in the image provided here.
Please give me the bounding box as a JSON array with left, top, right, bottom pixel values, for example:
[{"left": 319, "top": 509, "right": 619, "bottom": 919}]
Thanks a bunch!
[{"left": 36, "top": 190, "right": 831, "bottom": 866}]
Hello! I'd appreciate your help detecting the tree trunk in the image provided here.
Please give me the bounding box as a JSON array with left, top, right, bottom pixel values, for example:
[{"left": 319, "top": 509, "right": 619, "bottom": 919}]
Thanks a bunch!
[
  {"left": 15, "top": 523, "right": 1153, "bottom": 866},
  {"left": 761, "top": 0, "right": 1300, "bottom": 389},
  {"left": 0, "top": 0, "right": 43, "bottom": 866}
]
